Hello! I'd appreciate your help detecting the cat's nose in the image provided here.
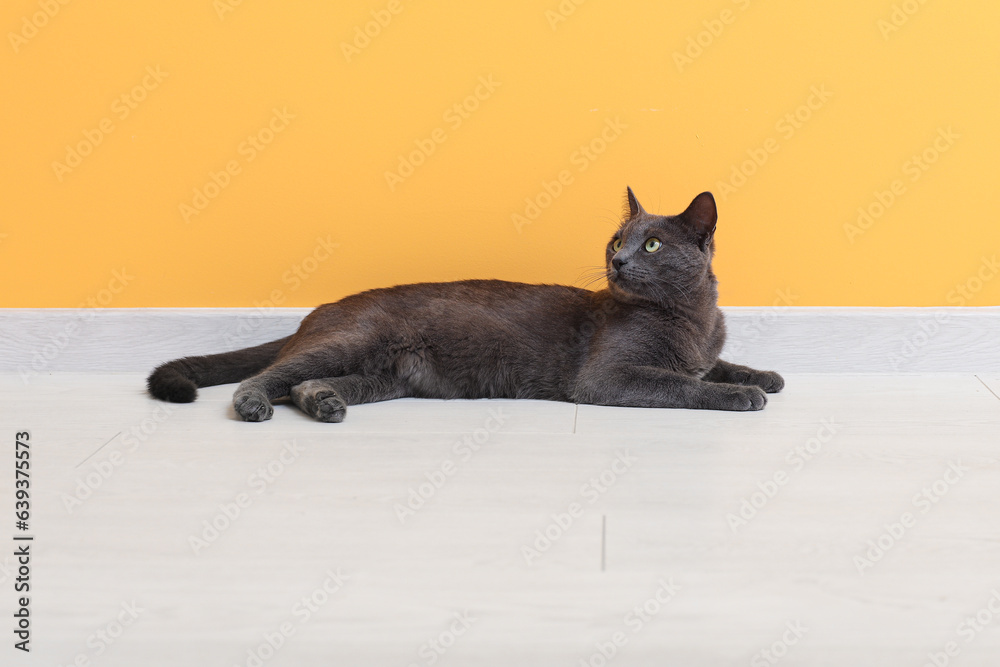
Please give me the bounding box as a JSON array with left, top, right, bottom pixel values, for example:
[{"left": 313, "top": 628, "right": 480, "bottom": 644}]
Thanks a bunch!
[{"left": 612, "top": 256, "right": 627, "bottom": 271}]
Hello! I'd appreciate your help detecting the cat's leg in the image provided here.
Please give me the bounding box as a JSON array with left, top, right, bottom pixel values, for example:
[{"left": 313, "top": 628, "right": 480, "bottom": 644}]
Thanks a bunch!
[
  {"left": 233, "top": 354, "right": 336, "bottom": 422},
  {"left": 289, "top": 374, "right": 406, "bottom": 423},
  {"left": 702, "top": 359, "right": 784, "bottom": 393},
  {"left": 573, "top": 364, "right": 768, "bottom": 411}
]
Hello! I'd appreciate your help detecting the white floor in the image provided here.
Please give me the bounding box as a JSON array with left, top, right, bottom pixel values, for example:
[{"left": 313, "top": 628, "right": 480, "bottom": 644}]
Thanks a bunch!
[{"left": 4, "top": 373, "right": 1000, "bottom": 666}]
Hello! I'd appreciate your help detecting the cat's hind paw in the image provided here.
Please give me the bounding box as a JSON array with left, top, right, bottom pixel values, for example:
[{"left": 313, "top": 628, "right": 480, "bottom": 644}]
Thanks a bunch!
[
  {"left": 290, "top": 380, "right": 348, "bottom": 423},
  {"left": 312, "top": 391, "right": 347, "bottom": 423},
  {"left": 234, "top": 391, "right": 274, "bottom": 422}
]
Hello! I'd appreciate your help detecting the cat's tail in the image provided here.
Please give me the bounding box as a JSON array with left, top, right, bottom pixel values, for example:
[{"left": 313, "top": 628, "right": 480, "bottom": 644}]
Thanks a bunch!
[{"left": 146, "top": 336, "right": 292, "bottom": 403}]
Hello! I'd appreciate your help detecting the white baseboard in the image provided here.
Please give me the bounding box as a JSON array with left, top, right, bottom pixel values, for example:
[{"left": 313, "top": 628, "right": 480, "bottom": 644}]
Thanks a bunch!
[{"left": 2, "top": 307, "right": 998, "bottom": 378}]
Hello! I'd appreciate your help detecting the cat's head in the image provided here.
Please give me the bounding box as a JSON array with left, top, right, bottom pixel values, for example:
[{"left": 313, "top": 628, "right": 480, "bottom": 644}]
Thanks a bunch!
[{"left": 605, "top": 188, "right": 718, "bottom": 306}]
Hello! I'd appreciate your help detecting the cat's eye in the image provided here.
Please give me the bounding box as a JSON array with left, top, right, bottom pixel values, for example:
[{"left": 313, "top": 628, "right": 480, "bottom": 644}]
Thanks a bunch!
[
  {"left": 644, "top": 238, "right": 662, "bottom": 252},
  {"left": 611, "top": 238, "right": 622, "bottom": 252}
]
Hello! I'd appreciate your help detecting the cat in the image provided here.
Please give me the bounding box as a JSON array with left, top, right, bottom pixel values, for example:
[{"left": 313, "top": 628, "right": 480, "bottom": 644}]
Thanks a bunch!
[{"left": 147, "top": 188, "right": 783, "bottom": 421}]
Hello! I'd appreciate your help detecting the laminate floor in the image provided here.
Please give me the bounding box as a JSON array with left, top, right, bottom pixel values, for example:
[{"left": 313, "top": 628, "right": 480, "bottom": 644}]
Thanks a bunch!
[{"left": 3, "top": 373, "right": 1000, "bottom": 666}]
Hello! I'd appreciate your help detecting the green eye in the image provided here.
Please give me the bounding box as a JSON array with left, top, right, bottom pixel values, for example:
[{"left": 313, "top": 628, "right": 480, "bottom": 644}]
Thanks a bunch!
[
  {"left": 644, "top": 238, "right": 662, "bottom": 252},
  {"left": 612, "top": 238, "right": 622, "bottom": 252}
]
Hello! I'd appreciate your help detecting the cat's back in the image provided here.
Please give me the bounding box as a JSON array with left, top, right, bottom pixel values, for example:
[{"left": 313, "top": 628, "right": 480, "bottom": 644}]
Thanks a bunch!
[{"left": 324, "top": 278, "right": 592, "bottom": 324}]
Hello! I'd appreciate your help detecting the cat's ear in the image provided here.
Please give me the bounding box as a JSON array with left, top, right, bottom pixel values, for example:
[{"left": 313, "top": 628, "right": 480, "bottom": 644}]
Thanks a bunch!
[
  {"left": 680, "top": 191, "right": 718, "bottom": 250},
  {"left": 625, "top": 186, "right": 646, "bottom": 219}
]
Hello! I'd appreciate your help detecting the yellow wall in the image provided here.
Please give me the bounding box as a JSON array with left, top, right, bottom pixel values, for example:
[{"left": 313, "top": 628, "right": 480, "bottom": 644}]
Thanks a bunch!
[{"left": 2, "top": 0, "right": 998, "bottom": 307}]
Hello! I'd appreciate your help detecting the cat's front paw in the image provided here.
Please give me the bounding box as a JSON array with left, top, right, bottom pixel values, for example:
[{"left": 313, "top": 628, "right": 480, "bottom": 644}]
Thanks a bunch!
[
  {"left": 234, "top": 391, "right": 274, "bottom": 422},
  {"left": 751, "top": 370, "right": 784, "bottom": 394},
  {"left": 713, "top": 385, "right": 767, "bottom": 411}
]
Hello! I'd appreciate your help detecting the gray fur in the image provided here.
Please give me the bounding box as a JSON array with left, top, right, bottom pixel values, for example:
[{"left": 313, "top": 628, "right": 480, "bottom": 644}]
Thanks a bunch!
[{"left": 147, "top": 189, "right": 783, "bottom": 421}]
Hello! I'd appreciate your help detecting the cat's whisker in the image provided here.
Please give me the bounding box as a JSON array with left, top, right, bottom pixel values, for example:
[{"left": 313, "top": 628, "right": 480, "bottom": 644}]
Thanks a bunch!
[
  {"left": 577, "top": 269, "right": 609, "bottom": 281},
  {"left": 577, "top": 269, "right": 607, "bottom": 284},
  {"left": 579, "top": 275, "right": 608, "bottom": 289},
  {"left": 592, "top": 208, "right": 626, "bottom": 230},
  {"left": 574, "top": 265, "right": 612, "bottom": 288}
]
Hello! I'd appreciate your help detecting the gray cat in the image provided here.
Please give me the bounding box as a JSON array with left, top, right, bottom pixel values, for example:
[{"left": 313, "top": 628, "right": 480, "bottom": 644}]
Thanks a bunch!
[{"left": 147, "top": 188, "right": 783, "bottom": 421}]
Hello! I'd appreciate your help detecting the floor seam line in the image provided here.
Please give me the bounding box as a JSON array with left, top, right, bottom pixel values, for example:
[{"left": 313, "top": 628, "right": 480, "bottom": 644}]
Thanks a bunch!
[
  {"left": 974, "top": 374, "right": 1000, "bottom": 402},
  {"left": 75, "top": 432, "right": 122, "bottom": 468}
]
